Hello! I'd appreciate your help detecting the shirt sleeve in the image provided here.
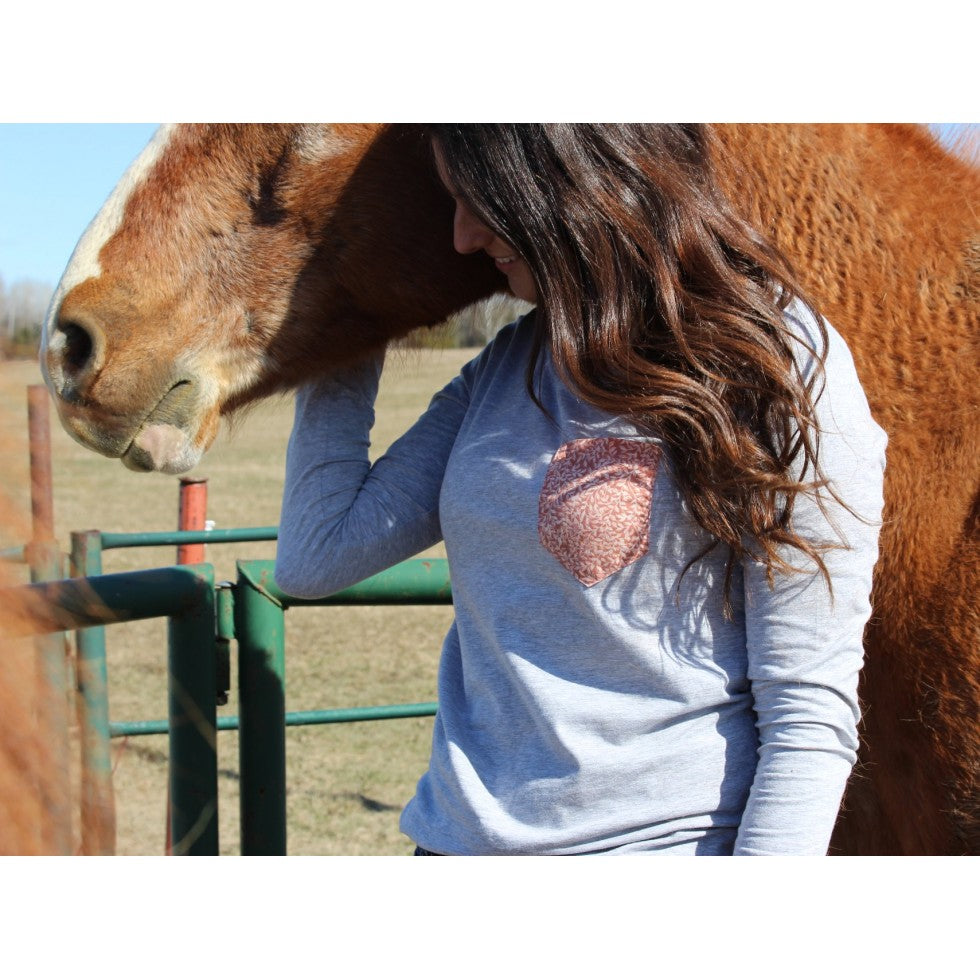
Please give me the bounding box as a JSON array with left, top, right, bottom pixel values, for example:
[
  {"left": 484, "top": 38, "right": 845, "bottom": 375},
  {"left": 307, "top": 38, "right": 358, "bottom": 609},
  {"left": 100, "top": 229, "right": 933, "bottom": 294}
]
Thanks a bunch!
[
  {"left": 274, "top": 352, "right": 472, "bottom": 599},
  {"left": 733, "top": 314, "right": 887, "bottom": 855}
]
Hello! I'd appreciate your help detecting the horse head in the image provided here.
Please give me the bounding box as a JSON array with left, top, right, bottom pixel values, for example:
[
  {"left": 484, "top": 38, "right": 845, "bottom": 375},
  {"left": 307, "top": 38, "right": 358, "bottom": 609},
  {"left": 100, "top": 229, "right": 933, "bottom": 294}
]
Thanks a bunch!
[{"left": 40, "top": 123, "right": 499, "bottom": 473}]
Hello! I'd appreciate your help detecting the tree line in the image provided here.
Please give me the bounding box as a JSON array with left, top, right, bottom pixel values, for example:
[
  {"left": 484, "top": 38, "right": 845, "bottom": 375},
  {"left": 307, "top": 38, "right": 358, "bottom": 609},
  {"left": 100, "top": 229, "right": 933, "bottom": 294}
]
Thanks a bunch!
[
  {"left": 0, "top": 275, "right": 530, "bottom": 360},
  {"left": 1, "top": 274, "right": 53, "bottom": 359},
  {"left": 400, "top": 294, "right": 533, "bottom": 349}
]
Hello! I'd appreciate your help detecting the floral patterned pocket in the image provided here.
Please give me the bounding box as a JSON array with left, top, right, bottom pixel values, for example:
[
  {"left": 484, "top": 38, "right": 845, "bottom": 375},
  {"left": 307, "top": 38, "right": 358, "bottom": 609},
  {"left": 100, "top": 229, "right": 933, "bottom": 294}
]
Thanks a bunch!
[{"left": 538, "top": 437, "right": 662, "bottom": 586}]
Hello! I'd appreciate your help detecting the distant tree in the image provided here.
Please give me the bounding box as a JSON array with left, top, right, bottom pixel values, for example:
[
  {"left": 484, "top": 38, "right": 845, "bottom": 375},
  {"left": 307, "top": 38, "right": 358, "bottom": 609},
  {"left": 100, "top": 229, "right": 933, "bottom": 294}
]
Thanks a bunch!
[
  {"left": 451, "top": 295, "right": 533, "bottom": 346},
  {"left": 399, "top": 295, "right": 533, "bottom": 350},
  {"left": 1, "top": 277, "right": 53, "bottom": 359}
]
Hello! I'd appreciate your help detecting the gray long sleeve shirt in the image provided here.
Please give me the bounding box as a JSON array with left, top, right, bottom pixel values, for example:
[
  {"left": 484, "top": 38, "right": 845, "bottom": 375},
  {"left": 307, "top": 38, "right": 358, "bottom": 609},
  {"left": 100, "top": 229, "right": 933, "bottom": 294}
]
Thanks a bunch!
[{"left": 276, "top": 302, "right": 887, "bottom": 855}]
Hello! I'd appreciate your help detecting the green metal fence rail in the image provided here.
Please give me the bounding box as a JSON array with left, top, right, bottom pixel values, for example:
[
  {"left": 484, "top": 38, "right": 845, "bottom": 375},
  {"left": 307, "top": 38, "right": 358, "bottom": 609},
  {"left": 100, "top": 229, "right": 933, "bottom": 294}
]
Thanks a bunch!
[
  {"left": 4, "top": 529, "right": 450, "bottom": 856},
  {"left": 98, "top": 526, "right": 280, "bottom": 550}
]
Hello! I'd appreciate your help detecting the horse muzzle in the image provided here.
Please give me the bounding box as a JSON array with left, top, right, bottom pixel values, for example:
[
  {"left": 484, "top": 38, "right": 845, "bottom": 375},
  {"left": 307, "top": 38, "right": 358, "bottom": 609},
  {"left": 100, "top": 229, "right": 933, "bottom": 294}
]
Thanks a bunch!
[
  {"left": 48, "top": 377, "right": 210, "bottom": 474},
  {"left": 43, "top": 326, "right": 214, "bottom": 475}
]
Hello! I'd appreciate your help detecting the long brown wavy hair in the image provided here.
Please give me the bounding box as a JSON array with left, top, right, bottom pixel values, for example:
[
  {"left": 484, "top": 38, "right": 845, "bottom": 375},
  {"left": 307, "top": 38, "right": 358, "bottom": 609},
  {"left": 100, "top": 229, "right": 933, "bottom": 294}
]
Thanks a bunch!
[{"left": 429, "top": 123, "right": 841, "bottom": 608}]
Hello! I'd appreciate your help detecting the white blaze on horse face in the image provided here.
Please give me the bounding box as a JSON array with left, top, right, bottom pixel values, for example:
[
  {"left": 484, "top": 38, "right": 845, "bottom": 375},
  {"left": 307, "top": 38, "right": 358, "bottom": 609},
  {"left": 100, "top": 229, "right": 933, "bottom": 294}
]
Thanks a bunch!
[{"left": 40, "top": 124, "right": 178, "bottom": 381}]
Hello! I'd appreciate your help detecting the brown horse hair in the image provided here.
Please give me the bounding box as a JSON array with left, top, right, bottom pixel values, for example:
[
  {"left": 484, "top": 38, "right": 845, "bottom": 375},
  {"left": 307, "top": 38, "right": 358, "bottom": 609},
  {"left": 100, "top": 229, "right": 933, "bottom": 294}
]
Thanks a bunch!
[{"left": 428, "top": 123, "right": 851, "bottom": 612}]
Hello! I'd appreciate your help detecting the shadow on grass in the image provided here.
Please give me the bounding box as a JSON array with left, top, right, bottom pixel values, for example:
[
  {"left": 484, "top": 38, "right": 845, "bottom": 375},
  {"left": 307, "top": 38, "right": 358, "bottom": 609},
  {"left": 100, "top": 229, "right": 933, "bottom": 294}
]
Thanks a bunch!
[
  {"left": 334, "top": 792, "right": 400, "bottom": 813},
  {"left": 127, "top": 741, "right": 240, "bottom": 782}
]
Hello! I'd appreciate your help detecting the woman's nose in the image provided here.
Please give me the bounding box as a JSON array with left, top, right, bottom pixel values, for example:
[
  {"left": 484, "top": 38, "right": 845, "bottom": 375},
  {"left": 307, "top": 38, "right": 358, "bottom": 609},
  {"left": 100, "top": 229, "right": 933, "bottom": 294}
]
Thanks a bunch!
[{"left": 453, "top": 201, "right": 494, "bottom": 255}]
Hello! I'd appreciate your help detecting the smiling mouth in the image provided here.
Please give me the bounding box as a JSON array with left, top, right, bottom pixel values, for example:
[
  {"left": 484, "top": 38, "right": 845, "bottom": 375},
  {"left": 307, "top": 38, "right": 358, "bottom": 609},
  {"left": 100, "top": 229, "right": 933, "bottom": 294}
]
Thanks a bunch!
[{"left": 493, "top": 255, "right": 518, "bottom": 267}]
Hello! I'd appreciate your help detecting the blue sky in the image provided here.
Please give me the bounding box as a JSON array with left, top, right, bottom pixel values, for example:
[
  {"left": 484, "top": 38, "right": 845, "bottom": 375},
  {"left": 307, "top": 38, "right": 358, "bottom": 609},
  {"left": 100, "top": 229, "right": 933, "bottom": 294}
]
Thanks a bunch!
[
  {"left": 0, "top": 123, "right": 975, "bottom": 290},
  {"left": 0, "top": 124, "right": 160, "bottom": 287}
]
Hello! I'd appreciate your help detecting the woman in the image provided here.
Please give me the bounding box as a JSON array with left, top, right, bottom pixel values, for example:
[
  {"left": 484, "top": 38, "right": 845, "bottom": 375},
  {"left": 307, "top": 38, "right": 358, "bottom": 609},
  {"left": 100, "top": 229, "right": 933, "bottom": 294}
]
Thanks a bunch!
[{"left": 276, "top": 124, "right": 887, "bottom": 855}]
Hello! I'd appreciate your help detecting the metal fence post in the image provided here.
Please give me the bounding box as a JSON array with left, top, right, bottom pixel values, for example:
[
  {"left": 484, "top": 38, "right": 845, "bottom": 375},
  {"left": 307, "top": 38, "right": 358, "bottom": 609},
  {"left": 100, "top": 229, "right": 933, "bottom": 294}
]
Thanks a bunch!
[
  {"left": 177, "top": 478, "right": 208, "bottom": 565},
  {"left": 167, "top": 563, "right": 219, "bottom": 856},
  {"left": 235, "top": 562, "right": 287, "bottom": 855},
  {"left": 70, "top": 530, "right": 115, "bottom": 855},
  {"left": 27, "top": 384, "right": 72, "bottom": 854}
]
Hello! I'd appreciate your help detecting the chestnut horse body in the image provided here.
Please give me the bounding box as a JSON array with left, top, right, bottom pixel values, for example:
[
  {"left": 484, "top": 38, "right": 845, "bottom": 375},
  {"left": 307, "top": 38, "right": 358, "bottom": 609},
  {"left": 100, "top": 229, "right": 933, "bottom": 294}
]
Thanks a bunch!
[{"left": 40, "top": 124, "right": 979, "bottom": 854}]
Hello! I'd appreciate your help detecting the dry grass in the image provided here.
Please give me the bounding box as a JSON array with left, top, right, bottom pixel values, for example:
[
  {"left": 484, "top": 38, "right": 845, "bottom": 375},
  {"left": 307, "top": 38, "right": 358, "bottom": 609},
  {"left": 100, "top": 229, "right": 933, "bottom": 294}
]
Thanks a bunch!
[{"left": 0, "top": 347, "right": 478, "bottom": 855}]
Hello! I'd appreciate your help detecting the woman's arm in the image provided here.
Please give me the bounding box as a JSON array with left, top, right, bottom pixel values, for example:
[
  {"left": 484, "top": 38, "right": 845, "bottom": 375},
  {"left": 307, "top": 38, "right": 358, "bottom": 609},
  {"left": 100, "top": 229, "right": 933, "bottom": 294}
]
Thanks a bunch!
[
  {"left": 275, "top": 353, "right": 472, "bottom": 599},
  {"left": 733, "top": 318, "right": 887, "bottom": 856}
]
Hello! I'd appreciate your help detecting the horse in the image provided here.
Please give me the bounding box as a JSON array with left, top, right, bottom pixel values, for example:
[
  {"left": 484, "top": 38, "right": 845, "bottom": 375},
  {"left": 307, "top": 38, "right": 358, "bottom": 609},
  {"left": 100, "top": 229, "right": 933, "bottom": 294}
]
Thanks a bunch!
[{"left": 39, "top": 123, "right": 979, "bottom": 855}]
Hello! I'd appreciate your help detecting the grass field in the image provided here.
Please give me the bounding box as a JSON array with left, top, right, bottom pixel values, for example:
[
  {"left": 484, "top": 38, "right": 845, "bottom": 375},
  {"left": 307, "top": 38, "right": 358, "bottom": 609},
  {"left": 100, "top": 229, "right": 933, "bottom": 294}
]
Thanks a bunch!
[{"left": 0, "top": 346, "right": 482, "bottom": 855}]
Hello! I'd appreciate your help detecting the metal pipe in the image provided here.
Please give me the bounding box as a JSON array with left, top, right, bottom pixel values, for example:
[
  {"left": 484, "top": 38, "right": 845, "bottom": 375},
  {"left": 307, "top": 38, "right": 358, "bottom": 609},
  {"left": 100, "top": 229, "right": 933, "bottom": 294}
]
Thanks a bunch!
[
  {"left": 282, "top": 703, "right": 438, "bottom": 725},
  {"left": 166, "top": 563, "right": 219, "bottom": 856},
  {"left": 170, "top": 479, "right": 208, "bottom": 856},
  {"left": 237, "top": 558, "right": 453, "bottom": 607},
  {"left": 110, "top": 702, "right": 439, "bottom": 736},
  {"left": 100, "top": 527, "right": 278, "bottom": 550},
  {"left": 177, "top": 478, "right": 208, "bottom": 565},
  {"left": 70, "top": 530, "right": 115, "bottom": 856},
  {"left": 235, "top": 565, "right": 287, "bottom": 855},
  {"left": 214, "top": 584, "right": 235, "bottom": 706},
  {"left": 5, "top": 526, "right": 278, "bottom": 562},
  {"left": 26, "top": 386, "right": 70, "bottom": 853},
  {"left": 1, "top": 565, "right": 216, "bottom": 636}
]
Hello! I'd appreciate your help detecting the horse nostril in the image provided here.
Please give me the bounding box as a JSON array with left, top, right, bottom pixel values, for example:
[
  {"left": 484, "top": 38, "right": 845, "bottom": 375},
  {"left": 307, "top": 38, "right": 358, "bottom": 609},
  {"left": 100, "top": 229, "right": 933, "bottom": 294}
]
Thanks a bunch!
[
  {"left": 56, "top": 320, "right": 96, "bottom": 378},
  {"left": 45, "top": 303, "right": 106, "bottom": 399}
]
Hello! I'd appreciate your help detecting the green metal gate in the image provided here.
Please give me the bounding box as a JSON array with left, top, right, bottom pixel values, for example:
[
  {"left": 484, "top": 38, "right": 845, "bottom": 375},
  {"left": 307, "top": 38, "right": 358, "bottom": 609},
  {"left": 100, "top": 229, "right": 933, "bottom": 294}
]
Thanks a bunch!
[{"left": 4, "top": 527, "right": 451, "bottom": 856}]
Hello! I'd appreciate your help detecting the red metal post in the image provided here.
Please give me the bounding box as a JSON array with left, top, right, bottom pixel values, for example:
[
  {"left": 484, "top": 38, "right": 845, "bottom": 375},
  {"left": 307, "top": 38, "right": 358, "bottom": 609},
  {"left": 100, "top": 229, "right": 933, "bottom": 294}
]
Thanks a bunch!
[
  {"left": 177, "top": 478, "right": 208, "bottom": 564},
  {"left": 26, "top": 384, "right": 72, "bottom": 853}
]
